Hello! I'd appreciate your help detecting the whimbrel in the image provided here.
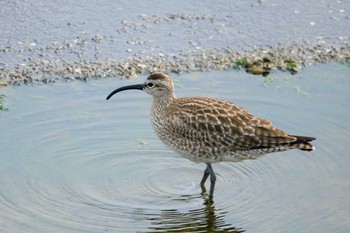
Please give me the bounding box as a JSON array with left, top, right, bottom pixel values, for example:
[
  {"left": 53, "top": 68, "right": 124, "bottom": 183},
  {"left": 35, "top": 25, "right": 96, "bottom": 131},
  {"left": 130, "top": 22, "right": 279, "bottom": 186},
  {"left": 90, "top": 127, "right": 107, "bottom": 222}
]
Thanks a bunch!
[{"left": 106, "top": 73, "right": 315, "bottom": 201}]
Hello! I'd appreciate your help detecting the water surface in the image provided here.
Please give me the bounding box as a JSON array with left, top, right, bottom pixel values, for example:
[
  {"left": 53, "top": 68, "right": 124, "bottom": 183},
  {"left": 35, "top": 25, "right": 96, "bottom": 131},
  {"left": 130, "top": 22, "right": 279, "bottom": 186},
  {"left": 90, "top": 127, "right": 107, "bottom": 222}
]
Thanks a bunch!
[{"left": 0, "top": 64, "right": 350, "bottom": 232}]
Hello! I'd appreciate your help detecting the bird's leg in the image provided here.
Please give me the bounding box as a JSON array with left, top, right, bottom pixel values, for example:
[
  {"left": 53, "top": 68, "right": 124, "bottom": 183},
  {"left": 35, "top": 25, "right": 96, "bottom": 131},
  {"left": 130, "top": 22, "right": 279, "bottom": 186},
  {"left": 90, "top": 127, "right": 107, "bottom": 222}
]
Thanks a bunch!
[
  {"left": 200, "top": 164, "right": 211, "bottom": 186},
  {"left": 200, "top": 163, "right": 216, "bottom": 202},
  {"left": 207, "top": 164, "right": 216, "bottom": 201}
]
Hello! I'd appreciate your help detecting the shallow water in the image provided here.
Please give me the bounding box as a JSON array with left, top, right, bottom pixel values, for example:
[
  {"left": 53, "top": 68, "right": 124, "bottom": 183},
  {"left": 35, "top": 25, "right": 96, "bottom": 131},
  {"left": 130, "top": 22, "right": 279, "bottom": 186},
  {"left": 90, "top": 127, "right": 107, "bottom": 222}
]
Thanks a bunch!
[{"left": 1, "top": 63, "right": 350, "bottom": 232}]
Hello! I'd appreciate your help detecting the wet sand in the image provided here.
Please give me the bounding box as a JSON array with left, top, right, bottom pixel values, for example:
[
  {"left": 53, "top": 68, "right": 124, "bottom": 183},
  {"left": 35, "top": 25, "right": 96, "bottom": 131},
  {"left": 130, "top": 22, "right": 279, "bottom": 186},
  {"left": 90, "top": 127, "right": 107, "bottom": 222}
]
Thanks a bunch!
[{"left": 0, "top": 0, "right": 349, "bottom": 85}]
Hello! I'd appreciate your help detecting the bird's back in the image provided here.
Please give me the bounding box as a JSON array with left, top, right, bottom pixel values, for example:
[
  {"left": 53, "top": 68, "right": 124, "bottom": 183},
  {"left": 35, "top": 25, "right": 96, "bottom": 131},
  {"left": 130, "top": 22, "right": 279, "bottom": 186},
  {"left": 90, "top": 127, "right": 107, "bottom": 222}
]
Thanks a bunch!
[{"left": 151, "top": 96, "right": 314, "bottom": 163}]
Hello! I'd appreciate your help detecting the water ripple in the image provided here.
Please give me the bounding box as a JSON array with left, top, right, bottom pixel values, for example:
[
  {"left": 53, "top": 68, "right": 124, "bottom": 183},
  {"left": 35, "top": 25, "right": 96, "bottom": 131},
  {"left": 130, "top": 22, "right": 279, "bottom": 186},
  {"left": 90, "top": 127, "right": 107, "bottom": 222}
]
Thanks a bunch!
[{"left": 1, "top": 66, "right": 349, "bottom": 232}]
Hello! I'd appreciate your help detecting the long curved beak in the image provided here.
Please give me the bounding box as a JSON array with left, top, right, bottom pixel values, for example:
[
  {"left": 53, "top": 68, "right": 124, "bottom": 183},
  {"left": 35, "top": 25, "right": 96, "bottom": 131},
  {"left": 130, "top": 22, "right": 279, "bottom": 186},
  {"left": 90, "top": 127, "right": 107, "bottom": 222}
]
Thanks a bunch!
[{"left": 106, "top": 84, "right": 145, "bottom": 100}]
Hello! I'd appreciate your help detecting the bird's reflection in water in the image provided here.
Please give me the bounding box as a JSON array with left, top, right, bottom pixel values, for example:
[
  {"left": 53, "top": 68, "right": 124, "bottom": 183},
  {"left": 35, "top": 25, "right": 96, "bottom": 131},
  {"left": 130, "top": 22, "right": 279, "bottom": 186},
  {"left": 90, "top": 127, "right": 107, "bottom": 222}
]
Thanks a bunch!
[{"left": 142, "top": 195, "right": 245, "bottom": 233}]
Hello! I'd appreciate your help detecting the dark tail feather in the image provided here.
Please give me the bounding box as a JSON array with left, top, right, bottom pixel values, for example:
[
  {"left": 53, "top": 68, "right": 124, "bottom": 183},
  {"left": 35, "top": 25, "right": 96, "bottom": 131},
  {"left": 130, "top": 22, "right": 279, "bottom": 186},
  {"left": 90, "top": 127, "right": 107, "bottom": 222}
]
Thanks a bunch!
[{"left": 289, "top": 135, "right": 316, "bottom": 151}]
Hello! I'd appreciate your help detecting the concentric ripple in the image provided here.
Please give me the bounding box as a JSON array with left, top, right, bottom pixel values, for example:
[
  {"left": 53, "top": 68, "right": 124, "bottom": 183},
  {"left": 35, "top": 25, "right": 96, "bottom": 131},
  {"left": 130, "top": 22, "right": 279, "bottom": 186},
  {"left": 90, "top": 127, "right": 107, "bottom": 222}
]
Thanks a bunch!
[{"left": 1, "top": 65, "right": 350, "bottom": 233}]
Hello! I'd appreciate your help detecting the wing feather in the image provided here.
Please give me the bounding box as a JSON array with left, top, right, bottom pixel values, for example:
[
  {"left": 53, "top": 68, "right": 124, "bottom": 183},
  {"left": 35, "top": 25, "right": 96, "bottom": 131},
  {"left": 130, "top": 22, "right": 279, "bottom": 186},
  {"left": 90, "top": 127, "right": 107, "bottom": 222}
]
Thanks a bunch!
[{"left": 163, "top": 97, "right": 295, "bottom": 151}]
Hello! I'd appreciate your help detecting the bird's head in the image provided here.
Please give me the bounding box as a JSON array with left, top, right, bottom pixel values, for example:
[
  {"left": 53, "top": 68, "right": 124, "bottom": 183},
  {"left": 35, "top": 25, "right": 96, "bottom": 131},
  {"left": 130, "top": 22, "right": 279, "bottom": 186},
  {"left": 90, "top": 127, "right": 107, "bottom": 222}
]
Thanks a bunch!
[{"left": 106, "top": 73, "right": 175, "bottom": 101}]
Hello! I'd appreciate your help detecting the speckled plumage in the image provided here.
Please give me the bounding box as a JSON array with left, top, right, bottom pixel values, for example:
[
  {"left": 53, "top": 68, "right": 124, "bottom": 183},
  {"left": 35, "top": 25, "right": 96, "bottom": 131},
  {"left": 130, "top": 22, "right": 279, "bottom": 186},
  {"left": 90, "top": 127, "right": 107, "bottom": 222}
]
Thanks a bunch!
[
  {"left": 106, "top": 72, "right": 316, "bottom": 201},
  {"left": 146, "top": 73, "right": 314, "bottom": 163}
]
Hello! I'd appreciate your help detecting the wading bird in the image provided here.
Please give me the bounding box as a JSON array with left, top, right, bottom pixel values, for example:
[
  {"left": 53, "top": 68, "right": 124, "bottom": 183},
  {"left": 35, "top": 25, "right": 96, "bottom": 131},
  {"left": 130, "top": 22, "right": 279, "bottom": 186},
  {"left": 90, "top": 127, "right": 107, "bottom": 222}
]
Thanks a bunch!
[{"left": 106, "top": 73, "right": 315, "bottom": 202}]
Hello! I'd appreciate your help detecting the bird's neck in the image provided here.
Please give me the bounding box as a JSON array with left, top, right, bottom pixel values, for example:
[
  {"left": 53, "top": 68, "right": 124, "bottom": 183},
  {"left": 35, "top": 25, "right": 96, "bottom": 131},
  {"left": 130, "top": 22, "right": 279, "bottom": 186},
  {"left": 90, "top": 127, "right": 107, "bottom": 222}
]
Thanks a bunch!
[{"left": 152, "top": 94, "right": 175, "bottom": 113}]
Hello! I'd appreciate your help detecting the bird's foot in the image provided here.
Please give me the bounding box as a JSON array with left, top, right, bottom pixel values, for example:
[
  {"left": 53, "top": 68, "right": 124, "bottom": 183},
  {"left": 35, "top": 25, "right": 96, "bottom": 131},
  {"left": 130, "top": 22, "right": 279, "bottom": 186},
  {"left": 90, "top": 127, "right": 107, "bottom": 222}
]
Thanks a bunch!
[
  {"left": 200, "top": 184, "right": 214, "bottom": 205},
  {"left": 204, "top": 195, "right": 214, "bottom": 205}
]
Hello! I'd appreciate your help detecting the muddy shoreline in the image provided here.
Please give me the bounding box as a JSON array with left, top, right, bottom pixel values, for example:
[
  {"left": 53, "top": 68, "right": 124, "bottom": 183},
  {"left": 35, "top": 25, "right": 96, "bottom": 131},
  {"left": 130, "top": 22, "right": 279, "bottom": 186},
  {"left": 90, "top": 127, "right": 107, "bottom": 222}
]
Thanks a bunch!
[
  {"left": 1, "top": 1, "right": 349, "bottom": 86},
  {"left": 1, "top": 39, "right": 349, "bottom": 86}
]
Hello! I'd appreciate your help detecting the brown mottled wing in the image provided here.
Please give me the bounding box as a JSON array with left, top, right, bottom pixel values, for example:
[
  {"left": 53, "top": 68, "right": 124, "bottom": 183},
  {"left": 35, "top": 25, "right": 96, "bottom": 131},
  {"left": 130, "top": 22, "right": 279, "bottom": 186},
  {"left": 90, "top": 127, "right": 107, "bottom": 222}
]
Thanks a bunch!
[{"left": 164, "top": 97, "right": 296, "bottom": 150}]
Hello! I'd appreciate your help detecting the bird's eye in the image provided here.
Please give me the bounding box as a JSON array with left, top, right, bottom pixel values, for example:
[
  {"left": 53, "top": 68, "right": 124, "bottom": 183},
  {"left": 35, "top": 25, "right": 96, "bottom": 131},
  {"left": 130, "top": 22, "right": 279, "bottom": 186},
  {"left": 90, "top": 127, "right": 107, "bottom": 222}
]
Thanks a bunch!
[{"left": 147, "top": 82, "right": 154, "bottom": 88}]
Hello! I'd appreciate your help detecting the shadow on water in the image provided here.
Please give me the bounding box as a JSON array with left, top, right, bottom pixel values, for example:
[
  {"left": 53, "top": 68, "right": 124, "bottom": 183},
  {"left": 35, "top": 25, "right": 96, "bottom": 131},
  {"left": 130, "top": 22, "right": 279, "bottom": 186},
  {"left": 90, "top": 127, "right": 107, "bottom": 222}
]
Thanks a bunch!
[{"left": 143, "top": 202, "right": 244, "bottom": 233}]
